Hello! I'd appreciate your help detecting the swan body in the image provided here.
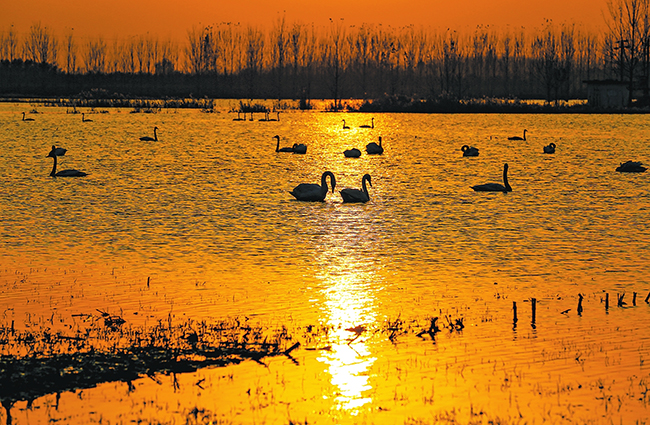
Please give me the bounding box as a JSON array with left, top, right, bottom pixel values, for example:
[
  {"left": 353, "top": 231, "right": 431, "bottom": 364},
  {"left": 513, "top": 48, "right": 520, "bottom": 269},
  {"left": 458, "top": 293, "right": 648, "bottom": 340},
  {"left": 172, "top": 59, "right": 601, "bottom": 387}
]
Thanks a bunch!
[
  {"left": 22, "top": 112, "right": 34, "bottom": 121},
  {"left": 359, "top": 118, "right": 374, "bottom": 129},
  {"left": 82, "top": 113, "right": 93, "bottom": 122},
  {"left": 543, "top": 142, "right": 556, "bottom": 154},
  {"left": 344, "top": 148, "right": 361, "bottom": 158},
  {"left": 290, "top": 171, "right": 336, "bottom": 202},
  {"left": 341, "top": 174, "right": 372, "bottom": 203},
  {"left": 274, "top": 135, "right": 294, "bottom": 152},
  {"left": 292, "top": 143, "right": 307, "bottom": 154},
  {"left": 47, "top": 146, "right": 87, "bottom": 177},
  {"left": 508, "top": 129, "right": 527, "bottom": 141},
  {"left": 616, "top": 160, "right": 647, "bottom": 172},
  {"left": 461, "top": 145, "right": 479, "bottom": 157},
  {"left": 140, "top": 126, "right": 158, "bottom": 141},
  {"left": 342, "top": 120, "right": 350, "bottom": 129},
  {"left": 471, "top": 163, "right": 511, "bottom": 192},
  {"left": 366, "top": 136, "right": 384, "bottom": 155}
]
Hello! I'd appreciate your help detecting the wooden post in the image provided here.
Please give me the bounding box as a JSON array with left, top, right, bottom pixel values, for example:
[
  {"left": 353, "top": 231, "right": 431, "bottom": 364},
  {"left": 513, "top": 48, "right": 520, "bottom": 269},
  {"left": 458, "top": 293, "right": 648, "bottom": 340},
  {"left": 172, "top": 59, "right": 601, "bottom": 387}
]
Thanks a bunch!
[
  {"left": 577, "top": 293, "right": 584, "bottom": 316},
  {"left": 531, "top": 298, "right": 537, "bottom": 328}
]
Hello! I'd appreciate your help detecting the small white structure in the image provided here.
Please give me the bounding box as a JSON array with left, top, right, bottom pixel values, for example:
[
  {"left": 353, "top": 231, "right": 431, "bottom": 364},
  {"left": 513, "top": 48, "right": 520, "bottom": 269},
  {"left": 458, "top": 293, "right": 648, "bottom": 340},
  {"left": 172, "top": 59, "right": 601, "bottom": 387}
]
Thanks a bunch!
[{"left": 584, "top": 80, "right": 629, "bottom": 109}]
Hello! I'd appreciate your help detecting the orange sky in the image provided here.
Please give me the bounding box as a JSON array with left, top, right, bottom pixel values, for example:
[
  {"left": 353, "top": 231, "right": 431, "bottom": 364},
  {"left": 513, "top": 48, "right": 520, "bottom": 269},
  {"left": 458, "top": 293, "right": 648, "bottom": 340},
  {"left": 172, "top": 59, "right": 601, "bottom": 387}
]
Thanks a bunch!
[{"left": 2, "top": 0, "right": 609, "bottom": 41}]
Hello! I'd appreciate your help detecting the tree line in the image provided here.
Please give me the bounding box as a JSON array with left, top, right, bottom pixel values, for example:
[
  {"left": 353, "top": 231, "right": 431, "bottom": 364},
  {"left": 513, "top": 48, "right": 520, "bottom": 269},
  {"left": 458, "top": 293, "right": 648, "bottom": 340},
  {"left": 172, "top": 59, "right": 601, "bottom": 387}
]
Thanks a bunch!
[{"left": 1, "top": 0, "right": 649, "bottom": 107}]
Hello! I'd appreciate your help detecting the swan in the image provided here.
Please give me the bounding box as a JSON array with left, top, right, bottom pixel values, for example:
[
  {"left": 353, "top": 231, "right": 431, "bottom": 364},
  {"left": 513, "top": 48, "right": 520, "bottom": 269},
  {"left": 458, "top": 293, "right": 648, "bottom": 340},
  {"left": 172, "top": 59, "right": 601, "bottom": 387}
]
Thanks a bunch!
[
  {"left": 22, "top": 112, "right": 35, "bottom": 121},
  {"left": 268, "top": 112, "right": 280, "bottom": 121},
  {"left": 233, "top": 111, "right": 245, "bottom": 121},
  {"left": 461, "top": 145, "right": 479, "bottom": 157},
  {"left": 140, "top": 126, "right": 158, "bottom": 141},
  {"left": 344, "top": 148, "right": 361, "bottom": 158},
  {"left": 342, "top": 120, "right": 350, "bottom": 129},
  {"left": 47, "top": 146, "right": 87, "bottom": 177},
  {"left": 471, "top": 163, "right": 512, "bottom": 192},
  {"left": 290, "top": 171, "right": 336, "bottom": 202},
  {"left": 292, "top": 143, "right": 307, "bottom": 154},
  {"left": 341, "top": 174, "right": 372, "bottom": 203},
  {"left": 274, "top": 135, "right": 294, "bottom": 152},
  {"left": 359, "top": 117, "right": 374, "bottom": 128},
  {"left": 259, "top": 111, "right": 270, "bottom": 121},
  {"left": 543, "top": 142, "right": 556, "bottom": 154},
  {"left": 508, "top": 129, "right": 527, "bottom": 141},
  {"left": 82, "top": 113, "right": 93, "bottom": 122},
  {"left": 366, "top": 136, "right": 384, "bottom": 155},
  {"left": 616, "top": 160, "right": 647, "bottom": 172}
]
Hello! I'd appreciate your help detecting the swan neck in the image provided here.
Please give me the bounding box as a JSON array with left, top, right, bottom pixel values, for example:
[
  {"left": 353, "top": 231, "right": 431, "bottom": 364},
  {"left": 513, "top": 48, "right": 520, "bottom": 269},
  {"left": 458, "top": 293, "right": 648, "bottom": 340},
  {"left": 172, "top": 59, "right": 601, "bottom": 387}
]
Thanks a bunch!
[
  {"left": 50, "top": 155, "right": 57, "bottom": 177},
  {"left": 154, "top": 128, "right": 158, "bottom": 141},
  {"left": 503, "top": 166, "right": 510, "bottom": 190}
]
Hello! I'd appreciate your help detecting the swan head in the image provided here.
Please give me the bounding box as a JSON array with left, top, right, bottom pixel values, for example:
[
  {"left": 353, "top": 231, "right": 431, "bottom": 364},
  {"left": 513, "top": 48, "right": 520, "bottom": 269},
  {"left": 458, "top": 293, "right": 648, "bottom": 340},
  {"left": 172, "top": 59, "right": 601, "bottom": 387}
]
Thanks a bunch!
[{"left": 273, "top": 135, "right": 280, "bottom": 140}]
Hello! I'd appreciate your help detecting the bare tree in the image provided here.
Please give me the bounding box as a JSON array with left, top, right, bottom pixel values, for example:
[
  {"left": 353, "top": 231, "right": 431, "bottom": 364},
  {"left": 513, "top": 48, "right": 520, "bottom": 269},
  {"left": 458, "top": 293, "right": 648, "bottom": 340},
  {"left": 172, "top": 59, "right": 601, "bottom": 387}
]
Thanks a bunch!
[
  {"left": 270, "top": 16, "right": 289, "bottom": 100},
  {"left": 245, "top": 25, "right": 265, "bottom": 98},
  {"left": 0, "top": 26, "right": 20, "bottom": 61},
  {"left": 62, "top": 30, "right": 77, "bottom": 73},
  {"left": 84, "top": 37, "right": 106, "bottom": 73},
  {"left": 324, "top": 18, "right": 348, "bottom": 109},
  {"left": 24, "top": 22, "right": 57, "bottom": 65}
]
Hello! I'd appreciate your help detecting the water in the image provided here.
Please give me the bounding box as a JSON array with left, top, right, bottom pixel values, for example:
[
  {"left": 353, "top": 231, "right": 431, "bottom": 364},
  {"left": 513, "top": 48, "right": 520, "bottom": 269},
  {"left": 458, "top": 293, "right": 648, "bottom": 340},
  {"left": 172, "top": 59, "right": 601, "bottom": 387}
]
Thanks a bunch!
[{"left": 1, "top": 102, "right": 649, "bottom": 423}]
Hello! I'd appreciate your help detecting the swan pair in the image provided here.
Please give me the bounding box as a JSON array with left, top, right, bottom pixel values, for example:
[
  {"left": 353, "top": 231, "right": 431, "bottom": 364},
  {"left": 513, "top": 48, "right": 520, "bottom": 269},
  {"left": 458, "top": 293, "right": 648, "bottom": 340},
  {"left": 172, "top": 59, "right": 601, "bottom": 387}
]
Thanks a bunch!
[
  {"left": 471, "top": 163, "right": 511, "bottom": 192},
  {"left": 274, "top": 135, "right": 307, "bottom": 154},
  {"left": 47, "top": 145, "right": 87, "bottom": 177},
  {"left": 461, "top": 145, "right": 479, "bottom": 157},
  {"left": 290, "top": 172, "right": 372, "bottom": 203}
]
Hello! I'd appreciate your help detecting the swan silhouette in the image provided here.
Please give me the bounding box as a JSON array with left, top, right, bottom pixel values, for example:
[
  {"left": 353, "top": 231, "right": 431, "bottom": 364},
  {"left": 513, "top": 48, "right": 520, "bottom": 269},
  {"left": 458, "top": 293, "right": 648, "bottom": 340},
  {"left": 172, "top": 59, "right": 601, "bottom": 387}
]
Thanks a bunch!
[
  {"left": 461, "top": 145, "right": 479, "bottom": 157},
  {"left": 274, "top": 135, "right": 294, "bottom": 152},
  {"left": 508, "top": 129, "right": 527, "bottom": 141},
  {"left": 616, "top": 160, "right": 647, "bottom": 172},
  {"left": 290, "top": 171, "right": 336, "bottom": 202},
  {"left": 22, "top": 112, "right": 35, "bottom": 121},
  {"left": 233, "top": 111, "right": 245, "bottom": 121},
  {"left": 341, "top": 174, "right": 372, "bottom": 203},
  {"left": 342, "top": 120, "right": 350, "bottom": 129},
  {"left": 366, "top": 136, "right": 384, "bottom": 155},
  {"left": 344, "top": 148, "right": 361, "bottom": 158},
  {"left": 268, "top": 111, "right": 280, "bottom": 121},
  {"left": 47, "top": 146, "right": 87, "bottom": 177},
  {"left": 259, "top": 111, "right": 270, "bottom": 121},
  {"left": 140, "top": 126, "right": 158, "bottom": 141},
  {"left": 543, "top": 142, "right": 556, "bottom": 154},
  {"left": 471, "top": 163, "right": 512, "bottom": 192},
  {"left": 82, "top": 113, "right": 93, "bottom": 122},
  {"left": 359, "top": 117, "right": 374, "bottom": 129},
  {"left": 292, "top": 143, "right": 307, "bottom": 154}
]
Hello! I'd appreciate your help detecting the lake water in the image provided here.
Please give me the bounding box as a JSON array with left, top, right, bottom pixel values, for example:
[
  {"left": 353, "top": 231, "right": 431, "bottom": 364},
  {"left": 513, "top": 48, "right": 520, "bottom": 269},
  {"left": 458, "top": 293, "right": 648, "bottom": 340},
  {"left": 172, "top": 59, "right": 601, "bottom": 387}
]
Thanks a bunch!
[{"left": 1, "top": 101, "right": 649, "bottom": 424}]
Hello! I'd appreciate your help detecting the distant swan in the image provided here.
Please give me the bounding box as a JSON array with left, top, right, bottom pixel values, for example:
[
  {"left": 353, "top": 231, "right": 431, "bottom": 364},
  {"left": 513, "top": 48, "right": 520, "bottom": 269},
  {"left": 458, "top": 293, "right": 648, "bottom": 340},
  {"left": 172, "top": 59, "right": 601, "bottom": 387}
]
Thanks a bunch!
[
  {"left": 508, "top": 129, "right": 527, "bottom": 141},
  {"left": 359, "top": 118, "right": 374, "bottom": 129},
  {"left": 22, "top": 112, "right": 34, "bottom": 121},
  {"left": 342, "top": 120, "right": 350, "bottom": 129},
  {"left": 82, "top": 113, "right": 93, "bottom": 122},
  {"left": 274, "top": 135, "right": 294, "bottom": 152},
  {"left": 140, "top": 126, "right": 158, "bottom": 141},
  {"left": 233, "top": 111, "right": 245, "bottom": 121},
  {"left": 616, "top": 160, "right": 647, "bottom": 172},
  {"left": 290, "top": 171, "right": 336, "bottom": 202},
  {"left": 366, "top": 136, "right": 384, "bottom": 155},
  {"left": 461, "top": 145, "right": 479, "bottom": 157},
  {"left": 341, "top": 174, "right": 372, "bottom": 203},
  {"left": 47, "top": 145, "right": 87, "bottom": 177},
  {"left": 259, "top": 111, "right": 270, "bottom": 121},
  {"left": 268, "top": 111, "right": 280, "bottom": 121},
  {"left": 344, "top": 148, "right": 361, "bottom": 158},
  {"left": 471, "top": 163, "right": 511, "bottom": 192},
  {"left": 292, "top": 143, "right": 307, "bottom": 154},
  {"left": 543, "top": 142, "right": 556, "bottom": 154}
]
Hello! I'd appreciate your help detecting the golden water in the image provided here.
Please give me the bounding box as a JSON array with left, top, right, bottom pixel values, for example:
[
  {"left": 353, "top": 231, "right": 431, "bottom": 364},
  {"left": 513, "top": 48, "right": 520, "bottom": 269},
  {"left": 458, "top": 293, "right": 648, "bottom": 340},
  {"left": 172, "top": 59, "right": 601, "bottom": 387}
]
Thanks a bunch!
[{"left": 1, "top": 102, "right": 649, "bottom": 423}]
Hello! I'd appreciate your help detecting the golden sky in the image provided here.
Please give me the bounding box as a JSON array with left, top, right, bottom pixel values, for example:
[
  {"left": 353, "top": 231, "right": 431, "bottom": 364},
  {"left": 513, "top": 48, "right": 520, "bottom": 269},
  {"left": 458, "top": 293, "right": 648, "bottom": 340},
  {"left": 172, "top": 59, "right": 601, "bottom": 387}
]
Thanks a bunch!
[{"left": 3, "top": 0, "right": 609, "bottom": 41}]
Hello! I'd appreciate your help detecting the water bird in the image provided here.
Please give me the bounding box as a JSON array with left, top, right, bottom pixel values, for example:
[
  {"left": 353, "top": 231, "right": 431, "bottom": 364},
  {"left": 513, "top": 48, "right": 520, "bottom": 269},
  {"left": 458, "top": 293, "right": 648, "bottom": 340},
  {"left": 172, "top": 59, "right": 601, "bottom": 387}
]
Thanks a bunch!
[
  {"left": 366, "top": 136, "right": 384, "bottom": 155},
  {"left": 342, "top": 120, "right": 350, "bottom": 129},
  {"left": 341, "top": 174, "right": 372, "bottom": 203},
  {"left": 274, "top": 135, "right": 294, "bottom": 152},
  {"left": 616, "top": 160, "right": 647, "bottom": 172},
  {"left": 22, "top": 112, "right": 35, "bottom": 121},
  {"left": 268, "top": 111, "right": 280, "bottom": 121},
  {"left": 47, "top": 145, "right": 87, "bottom": 177},
  {"left": 292, "top": 143, "right": 307, "bottom": 154},
  {"left": 461, "top": 145, "right": 479, "bottom": 157},
  {"left": 140, "top": 126, "right": 158, "bottom": 141},
  {"left": 344, "top": 148, "right": 361, "bottom": 158},
  {"left": 359, "top": 117, "right": 374, "bottom": 128},
  {"left": 471, "top": 163, "right": 512, "bottom": 192},
  {"left": 82, "top": 113, "right": 93, "bottom": 122},
  {"left": 259, "top": 111, "right": 270, "bottom": 121},
  {"left": 290, "top": 171, "right": 336, "bottom": 202},
  {"left": 233, "top": 111, "right": 245, "bottom": 121},
  {"left": 543, "top": 142, "right": 556, "bottom": 154},
  {"left": 508, "top": 129, "right": 527, "bottom": 141}
]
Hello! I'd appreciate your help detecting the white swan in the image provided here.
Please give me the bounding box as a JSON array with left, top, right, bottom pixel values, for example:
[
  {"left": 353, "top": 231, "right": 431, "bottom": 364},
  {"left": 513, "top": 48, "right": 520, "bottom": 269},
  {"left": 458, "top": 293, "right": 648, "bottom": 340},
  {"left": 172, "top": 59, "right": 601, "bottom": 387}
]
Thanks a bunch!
[
  {"left": 341, "top": 174, "right": 372, "bottom": 203},
  {"left": 47, "top": 146, "right": 87, "bottom": 177},
  {"left": 461, "top": 145, "right": 479, "bottom": 157},
  {"left": 274, "top": 135, "right": 294, "bottom": 152},
  {"left": 616, "top": 160, "right": 647, "bottom": 172},
  {"left": 359, "top": 117, "right": 374, "bottom": 129},
  {"left": 292, "top": 143, "right": 307, "bottom": 154},
  {"left": 342, "top": 120, "right": 350, "bottom": 129},
  {"left": 140, "top": 126, "right": 158, "bottom": 141},
  {"left": 290, "top": 171, "right": 336, "bottom": 202},
  {"left": 22, "top": 112, "right": 35, "bottom": 121},
  {"left": 471, "top": 163, "right": 511, "bottom": 192},
  {"left": 366, "top": 136, "right": 384, "bottom": 155},
  {"left": 508, "top": 129, "right": 527, "bottom": 141},
  {"left": 344, "top": 148, "right": 361, "bottom": 158},
  {"left": 543, "top": 142, "right": 556, "bottom": 154},
  {"left": 82, "top": 113, "right": 93, "bottom": 122}
]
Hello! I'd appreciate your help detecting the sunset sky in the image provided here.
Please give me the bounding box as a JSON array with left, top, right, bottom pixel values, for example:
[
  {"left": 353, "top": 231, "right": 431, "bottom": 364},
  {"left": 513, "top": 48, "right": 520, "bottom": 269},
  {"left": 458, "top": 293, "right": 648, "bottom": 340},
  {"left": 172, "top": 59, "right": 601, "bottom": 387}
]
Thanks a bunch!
[{"left": 3, "top": 0, "right": 610, "bottom": 41}]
